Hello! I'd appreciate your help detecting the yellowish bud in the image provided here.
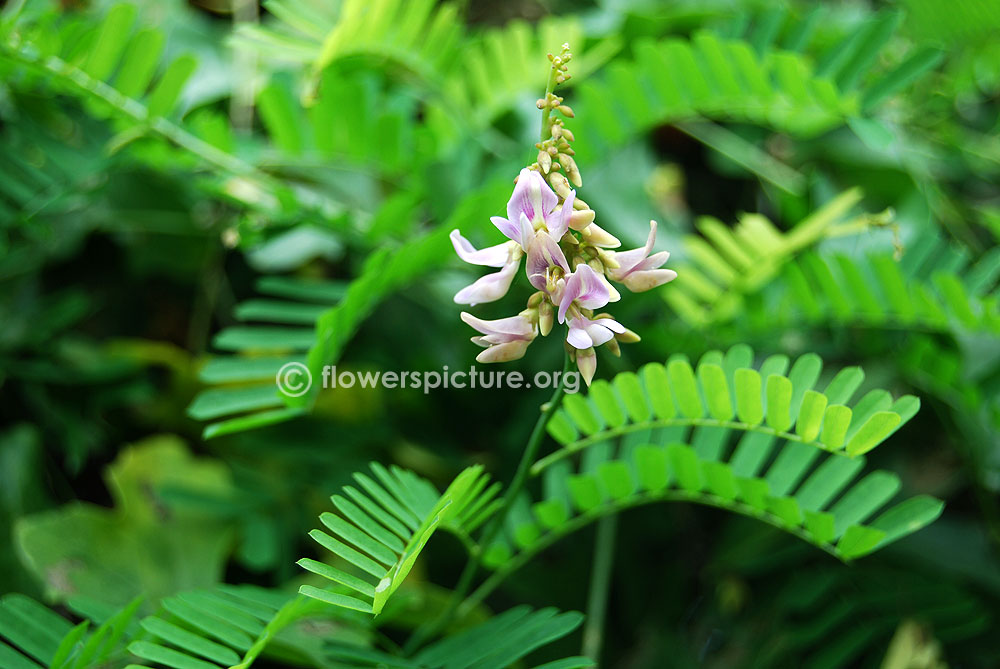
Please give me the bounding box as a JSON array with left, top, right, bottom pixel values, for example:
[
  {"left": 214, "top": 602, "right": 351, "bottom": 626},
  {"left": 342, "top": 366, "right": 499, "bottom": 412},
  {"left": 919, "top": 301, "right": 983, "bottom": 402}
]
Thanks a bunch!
[
  {"left": 539, "top": 300, "right": 554, "bottom": 336},
  {"left": 558, "top": 154, "right": 582, "bottom": 187},
  {"left": 548, "top": 172, "right": 572, "bottom": 199},
  {"left": 558, "top": 104, "right": 575, "bottom": 117},
  {"left": 616, "top": 328, "right": 641, "bottom": 344},
  {"left": 537, "top": 150, "right": 551, "bottom": 172},
  {"left": 569, "top": 208, "right": 595, "bottom": 231}
]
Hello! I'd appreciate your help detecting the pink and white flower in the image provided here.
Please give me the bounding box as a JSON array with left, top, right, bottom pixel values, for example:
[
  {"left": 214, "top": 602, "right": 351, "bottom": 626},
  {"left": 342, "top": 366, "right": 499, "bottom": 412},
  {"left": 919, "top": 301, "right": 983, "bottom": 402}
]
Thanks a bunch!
[
  {"left": 490, "top": 169, "right": 575, "bottom": 248},
  {"left": 565, "top": 314, "right": 626, "bottom": 350},
  {"left": 607, "top": 220, "right": 677, "bottom": 292},
  {"left": 451, "top": 230, "right": 523, "bottom": 306},
  {"left": 460, "top": 311, "right": 536, "bottom": 363},
  {"left": 557, "top": 264, "right": 612, "bottom": 323}
]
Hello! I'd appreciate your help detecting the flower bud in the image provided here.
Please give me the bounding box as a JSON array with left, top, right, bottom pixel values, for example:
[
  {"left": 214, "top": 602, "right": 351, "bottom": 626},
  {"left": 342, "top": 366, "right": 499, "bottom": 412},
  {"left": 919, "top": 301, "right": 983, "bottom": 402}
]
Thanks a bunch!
[
  {"left": 557, "top": 104, "right": 575, "bottom": 117},
  {"left": 568, "top": 208, "right": 595, "bottom": 231},
  {"left": 561, "top": 127, "right": 575, "bottom": 142},
  {"left": 596, "top": 248, "right": 619, "bottom": 269},
  {"left": 605, "top": 338, "right": 621, "bottom": 357},
  {"left": 537, "top": 150, "right": 551, "bottom": 172},
  {"left": 615, "top": 327, "right": 641, "bottom": 344},
  {"left": 539, "top": 300, "right": 554, "bottom": 336},
  {"left": 573, "top": 196, "right": 589, "bottom": 210},
  {"left": 551, "top": 124, "right": 563, "bottom": 140},
  {"left": 582, "top": 223, "right": 621, "bottom": 248},
  {"left": 575, "top": 347, "right": 596, "bottom": 386},
  {"left": 548, "top": 172, "right": 572, "bottom": 199},
  {"left": 527, "top": 291, "right": 544, "bottom": 308},
  {"left": 558, "top": 154, "right": 582, "bottom": 187}
]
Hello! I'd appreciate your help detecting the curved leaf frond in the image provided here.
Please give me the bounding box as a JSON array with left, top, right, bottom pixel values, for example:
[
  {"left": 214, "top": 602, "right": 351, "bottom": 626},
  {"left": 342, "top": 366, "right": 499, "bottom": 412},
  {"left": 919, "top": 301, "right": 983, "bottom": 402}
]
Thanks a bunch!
[
  {"left": 298, "top": 464, "right": 500, "bottom": 615},
  {"left": 535, "top": 345, "right": 920, "bottom": 474},
  {"left": 482, "top": 439, "right": 941, "bottom": 575},
  {"left": 661, "top": 188, "right": 867, "bottom": 328}
]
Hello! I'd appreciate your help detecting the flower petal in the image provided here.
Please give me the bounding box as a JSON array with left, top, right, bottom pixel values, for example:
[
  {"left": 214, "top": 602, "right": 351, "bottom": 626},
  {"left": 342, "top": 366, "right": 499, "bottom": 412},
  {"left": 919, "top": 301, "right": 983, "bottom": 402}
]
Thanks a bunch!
[
  {"left": 622, "top": 268, "right": 678, "bottom": 292},
  {"left": 608, "top": 220, "right": 658, "bottom": 280},
  {"left": 566, "top": 323, "right": 593, "bottom": 349},
  {"left": 476, "top": 339, "right": 531, "bottom": 363},
  {"left": 573, "top": 264, "right": 611, "bottom": 310},
  {"left": 507, "top": 168, "right": 557, "bottom": 225},
  {"left": 453, "top": 258, "right": 519, "bottom": 305},
  {"left": 547, "top": 189, "right": 574, "bottom": 239},
  {"left": 460, "top": 310, "right": 534, "bottom": 339},
  {"left": 526, "top": 231, "right": 569, "bottom": 291},
  {"left": 450, "top": 229, "right": 512, "bottom": 267}
]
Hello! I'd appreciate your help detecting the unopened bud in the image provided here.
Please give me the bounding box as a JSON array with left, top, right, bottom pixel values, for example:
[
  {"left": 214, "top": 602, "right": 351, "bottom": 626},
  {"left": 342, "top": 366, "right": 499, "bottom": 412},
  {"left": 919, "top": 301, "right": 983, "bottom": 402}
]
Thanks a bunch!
[
  {"left": 616, "top": 328, "right": 641, "bottom": 344},
  {"left": 583, "top": 223, "right": 621, "bottom": 248},
  {"left": 573, "top": 197, "right": 589, "bottom": 210},
  {"left": 596, "top": 248, "right": 619, "bottom": 269},
  {"left": 551, "top": 124, "right": 563, "bottom": 140},
  {"left": 575, "top": 347, "right": 597, "bottom": 386},
  {"left": 569, "top": 208, "right": 595, "bottom": 231},
  {"left": 537, "top": 150, "right": 551, "bottom": 172},
  {"left": 527, "top": 291, "right": 544, "bottom": 308},
  {"left": 558, "top": 105, "right": 575, "bottom": 117},
  {"left": 559, "top": 154, "right": 582, "bottom": 187},
  {"left": 605, "top": 338, "right": 621, "bottom": 357},
  {"left": 539, "top": 301, "right": 554, "bottom": 336},
  {"left": 536, "top": 98, "right": 547, "bottom": 109},
  {"left": 548, "top": 172, "right": 572, "bottom": 198},
  {"left": 561, "top": 127, "right": 575, "bottom": 142}
]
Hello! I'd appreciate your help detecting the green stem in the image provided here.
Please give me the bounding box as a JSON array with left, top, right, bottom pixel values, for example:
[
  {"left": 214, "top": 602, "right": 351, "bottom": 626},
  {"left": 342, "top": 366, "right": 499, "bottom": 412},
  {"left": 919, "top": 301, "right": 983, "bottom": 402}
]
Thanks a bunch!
[
  {"left": 582, "top": 515, "right": 617, "bottom": 662},
  {"left": 405, "top": 352, "right": 573, "bottom": 653},
  {"left": 539, "top": 59, "right": 560, "bottom": 143}
]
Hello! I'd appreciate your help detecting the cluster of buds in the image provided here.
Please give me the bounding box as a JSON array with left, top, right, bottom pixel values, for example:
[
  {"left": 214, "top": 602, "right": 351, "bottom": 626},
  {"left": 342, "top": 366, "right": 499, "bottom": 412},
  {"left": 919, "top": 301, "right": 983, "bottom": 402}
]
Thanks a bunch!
[{"left": 450, "top": 44, "right": 677, "bottom": 385}]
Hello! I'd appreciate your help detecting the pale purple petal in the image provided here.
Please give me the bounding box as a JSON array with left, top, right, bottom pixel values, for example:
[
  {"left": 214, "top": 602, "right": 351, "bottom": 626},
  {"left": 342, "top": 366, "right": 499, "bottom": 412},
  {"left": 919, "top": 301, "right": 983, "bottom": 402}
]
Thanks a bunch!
[
  {"left": 460, "top": 310, "right": 534, "bottom": 340},
  {"left": 453, "top": 258, "right": 519, "bottom": 305},
  {"left": 450, "top": 230, "right": 512, "bottom": 267},
  {"left": 507, "top": 168, "right": 557, "bottom": 224},
  {"left": 547, "top": 189, "right": 575, "bottom": 239},
  {"left": 592, "top": 318, "right": 626, "bottom": 333},
  {"left": 609, "top": 221, "right": 657, "bottom": 279},
  {"left": 491, "top": 216, "right": 522, "bottom": 247},
  {"left": 526, "top": 231, "right": 569, "bottom": 291},
  {"left": 573, "top": 264, "right": 611, "bottom": 310}
]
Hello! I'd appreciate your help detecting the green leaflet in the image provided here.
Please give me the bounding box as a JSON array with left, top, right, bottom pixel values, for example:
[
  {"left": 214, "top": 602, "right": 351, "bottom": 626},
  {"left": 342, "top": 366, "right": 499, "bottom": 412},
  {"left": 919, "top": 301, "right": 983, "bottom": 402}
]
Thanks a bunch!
[
  {"left": 482, "top": 440, "right": 941, "bottom": 570},
  {"left": 298, "top": 464, "right": 499, "bottom": 616},
  {"left": 536, "top": 345, "right": 919, "bottom": 474}
]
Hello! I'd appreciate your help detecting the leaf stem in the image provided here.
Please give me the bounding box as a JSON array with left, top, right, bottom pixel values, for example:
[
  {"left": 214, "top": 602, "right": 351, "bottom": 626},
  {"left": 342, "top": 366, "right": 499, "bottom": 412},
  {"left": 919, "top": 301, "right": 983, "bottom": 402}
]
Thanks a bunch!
[
  {"left": 405, "top": 351, "right": 573, "bottom": 652},
  {"left": 582, "top": 515, "right": 617, "bottom": 662}
]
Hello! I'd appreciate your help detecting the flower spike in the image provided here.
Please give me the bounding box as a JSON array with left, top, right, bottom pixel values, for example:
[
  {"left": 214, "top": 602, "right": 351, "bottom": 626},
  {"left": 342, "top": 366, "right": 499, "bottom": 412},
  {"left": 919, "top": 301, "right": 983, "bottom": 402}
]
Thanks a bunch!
[{"left": 450, "top": 46, "right": 676, "bottom": 381}]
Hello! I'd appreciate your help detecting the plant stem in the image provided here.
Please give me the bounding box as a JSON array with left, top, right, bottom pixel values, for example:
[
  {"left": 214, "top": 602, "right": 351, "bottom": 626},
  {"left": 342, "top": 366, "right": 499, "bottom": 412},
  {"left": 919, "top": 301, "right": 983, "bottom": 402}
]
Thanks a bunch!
[
  {"left": 582, "top": 515, "right": 617, "bottom": 662},
  {"left": 405, "top": 352, "right": 573, "bottom": 653},
  {"left": 539, "top": 58, "right": 560, "bottom": 143}
]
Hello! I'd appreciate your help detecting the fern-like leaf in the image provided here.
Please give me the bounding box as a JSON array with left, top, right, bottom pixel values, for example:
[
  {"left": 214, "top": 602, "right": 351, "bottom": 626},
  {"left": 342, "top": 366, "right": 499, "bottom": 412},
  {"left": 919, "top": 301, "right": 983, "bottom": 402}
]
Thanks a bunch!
[
  {"left": 324, "top": 605, "right": 590, "bottom": 668},
  {"left": 298, "top": 463, "right": 499, "bottom": 615},
  {"left": 0, "top": 593, "right": 140, "bottom": 669},
  {"left": 482, "top": 440, "right": 940, "bottom": 572},
  {"left": 536, "top": 345, "right": 920, "bottom": 474}
]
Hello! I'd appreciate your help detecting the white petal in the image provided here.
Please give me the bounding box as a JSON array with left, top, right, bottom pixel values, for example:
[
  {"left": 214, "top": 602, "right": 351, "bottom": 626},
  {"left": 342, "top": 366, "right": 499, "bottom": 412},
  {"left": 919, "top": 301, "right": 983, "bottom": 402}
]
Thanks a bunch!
[{"left": 450, "top": 229, "right": 512, "bottom": 267}]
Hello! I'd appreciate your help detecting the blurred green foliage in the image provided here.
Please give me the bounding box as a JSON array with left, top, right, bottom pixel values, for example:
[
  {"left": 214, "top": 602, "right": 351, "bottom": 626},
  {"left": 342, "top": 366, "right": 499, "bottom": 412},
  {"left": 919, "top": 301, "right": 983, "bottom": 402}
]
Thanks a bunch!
[{"left": 0, "top": 0, "right": 998, "bottom": 667}]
